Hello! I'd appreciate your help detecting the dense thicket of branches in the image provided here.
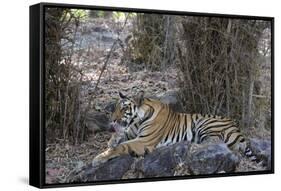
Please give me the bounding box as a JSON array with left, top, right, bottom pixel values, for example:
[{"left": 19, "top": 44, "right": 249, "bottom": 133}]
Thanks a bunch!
[
  {"left": 125, "top": 14, "right": 177, "bottom": 70},
  {"left": 177, "top": 17, "right": 270, "bottom": 128},
  {"left": 128, "top": 15, "right": 271, "bottom": 130},
  {"left": 45, "top": 9, "right": 128, "bottom": 144},
  {"left": 45, "top": 8, "right": 86, "bottom": 144}
]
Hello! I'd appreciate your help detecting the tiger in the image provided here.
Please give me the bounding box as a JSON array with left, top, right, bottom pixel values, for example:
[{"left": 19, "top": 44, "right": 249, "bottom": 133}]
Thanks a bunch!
[{"left": 92, "top": 91, "right": 257, "bottom": 166}]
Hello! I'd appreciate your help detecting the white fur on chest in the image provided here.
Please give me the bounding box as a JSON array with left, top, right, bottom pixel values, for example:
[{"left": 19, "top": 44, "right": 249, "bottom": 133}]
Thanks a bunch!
[{"left": 136, "top": 107, "right": 146, "bottom": 119}]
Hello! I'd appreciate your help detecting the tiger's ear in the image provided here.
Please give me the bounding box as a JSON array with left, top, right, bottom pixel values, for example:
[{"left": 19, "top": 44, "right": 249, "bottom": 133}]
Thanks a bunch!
[
  {"left": 119, "top": 92, "right": 127, "bottom": 99},
  {"left": 133, "top": 91, "right": 144, "bottom": 107}
]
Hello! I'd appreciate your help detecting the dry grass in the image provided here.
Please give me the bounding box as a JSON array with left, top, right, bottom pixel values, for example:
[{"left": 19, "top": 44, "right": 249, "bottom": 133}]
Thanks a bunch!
[{"left": 45, "top": 131, "right": 111, "bottom": 184}]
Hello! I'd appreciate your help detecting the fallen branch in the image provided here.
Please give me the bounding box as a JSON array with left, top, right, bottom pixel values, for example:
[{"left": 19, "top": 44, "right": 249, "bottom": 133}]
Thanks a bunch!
[{"left": 252, "top": 94, "right": 270, "bottom": 99}]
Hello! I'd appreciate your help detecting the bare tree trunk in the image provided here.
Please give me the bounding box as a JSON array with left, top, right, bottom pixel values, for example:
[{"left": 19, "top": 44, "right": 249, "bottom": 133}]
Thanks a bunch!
[
  {"left": 225, "top": 19, "right": 232, "bottom": 116},
  {"left": 247, "top": 78, "right": 254, "bottom": 127},
  {"left": 242, "top": 89, "right": 246, "bottom": 128},
  {"left": 74, "top": 83, "right": 81, "bottom": 145},
  {"left": 225, "top": 75, "right": 230, "bottom": 116},
  {"left": 162, "top": 16, "right": 170, "bottom": 69},
  {"left": 63, "top": 81, "right": 70, "bottom": 141},
  {"left": 176, "top": 44, "right": 196, "bottom": 110}
]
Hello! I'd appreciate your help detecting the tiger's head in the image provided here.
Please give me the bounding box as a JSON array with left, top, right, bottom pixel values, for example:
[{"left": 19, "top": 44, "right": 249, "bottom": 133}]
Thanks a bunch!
[{"left": 111, "top": 91, "right": 144, "bottom": 130}]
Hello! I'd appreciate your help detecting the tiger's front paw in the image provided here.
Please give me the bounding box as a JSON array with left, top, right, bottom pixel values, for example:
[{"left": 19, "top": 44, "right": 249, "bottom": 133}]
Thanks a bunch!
[
  {"left": 92, "top": 149, "right": 115, "bottom": 167},
  {"left": 92, "top": 153, "right": 108, "bottom": 167}
]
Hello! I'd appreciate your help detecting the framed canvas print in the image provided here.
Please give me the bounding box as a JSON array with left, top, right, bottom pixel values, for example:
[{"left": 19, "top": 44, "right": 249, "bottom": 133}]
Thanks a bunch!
[{"left": 29, "top": 2, "right": 274, "bottom": 188}]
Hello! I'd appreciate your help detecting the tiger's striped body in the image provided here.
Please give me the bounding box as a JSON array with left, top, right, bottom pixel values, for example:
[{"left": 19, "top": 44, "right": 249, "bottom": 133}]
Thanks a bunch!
[{"left": 92, "top": 92, "right": 255, "bottom": 166}]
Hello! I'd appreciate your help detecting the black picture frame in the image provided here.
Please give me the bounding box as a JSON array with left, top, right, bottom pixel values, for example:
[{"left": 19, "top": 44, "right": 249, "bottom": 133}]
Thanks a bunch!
[{"left": 30, "top": 2, "right": 274, "bottom": 188}]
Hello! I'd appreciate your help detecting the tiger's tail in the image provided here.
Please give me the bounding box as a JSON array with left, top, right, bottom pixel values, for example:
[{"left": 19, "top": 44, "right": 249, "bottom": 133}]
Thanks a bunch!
[
  {"left": 244, "top": 146, "right": 259, "bottom": 162},
  {"left": 239, "top": 141, "right": 262, "bottom": 163}
]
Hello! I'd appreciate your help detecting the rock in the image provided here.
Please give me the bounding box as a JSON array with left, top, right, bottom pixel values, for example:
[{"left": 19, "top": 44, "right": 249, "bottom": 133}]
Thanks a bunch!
[
  {"left": 73, "top": 139, "right": 268, "bottom": 181},
  {"left": 84, "top": 112, "right": 110, "bottom": 132},
  {"left": 249, "top": 138, "right": 272, "bottom": 169},
  {"left": 75, "top": 155, "right": 134, "bottom": 182},
  {"left": 104, "top": 90, "right": 183, "bottom": 114},
  {"left": 104, "top": 101, "right": 116, "bottom": 113},
  {"left": 136, "top": 142, "right": 190, "bottom": 177},
  {"left": 101, "top": 35, "right": 115, "bottom": 43},
  {"left": 135, "top": 142, "right": 238, "bottom": 177},
  {"left": 76, "top": 161, "right": 84, "bottom": 169},
  {"left": 157, "top": 90, "right": 184, "bottom": 112},
  {"left": 92, "top": 26, "right": 108, "bottom": 33},
  {"left": 187, "top": 144, "right": 239, "bottom": 175}
]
